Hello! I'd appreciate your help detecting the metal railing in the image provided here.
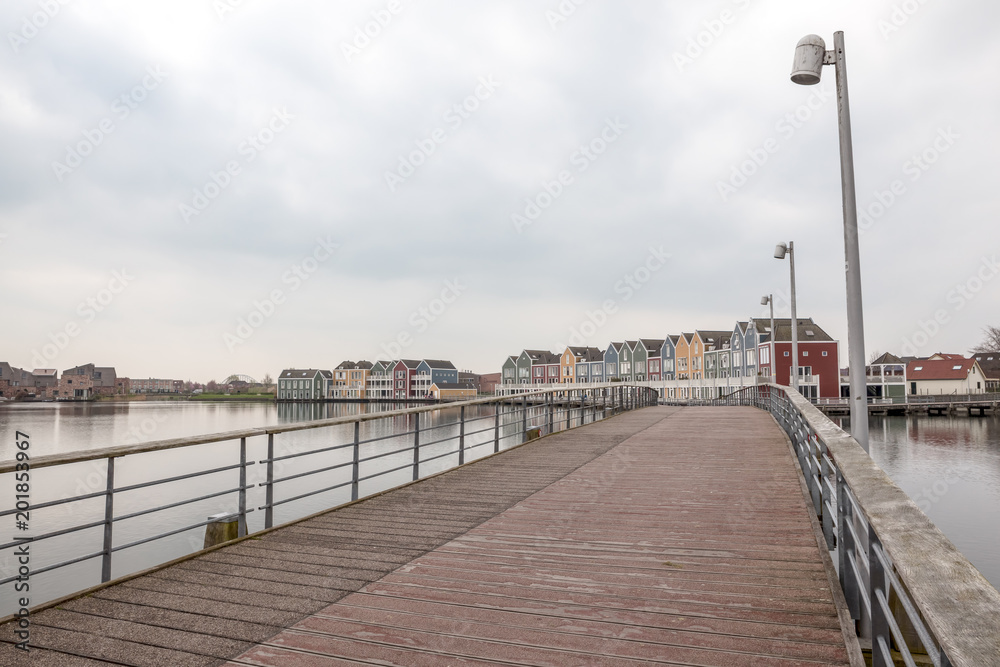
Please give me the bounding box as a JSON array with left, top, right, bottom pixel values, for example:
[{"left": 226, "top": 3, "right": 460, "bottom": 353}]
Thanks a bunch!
[
  {"left": 718, "top": 384, "right": 1000, "bottom": 667},
  {"left": 0, "top": 384, "right": 657, "bottom": 618}
]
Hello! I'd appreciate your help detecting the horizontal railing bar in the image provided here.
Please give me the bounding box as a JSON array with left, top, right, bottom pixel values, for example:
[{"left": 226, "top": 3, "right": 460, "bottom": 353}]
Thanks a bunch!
[
  {"left": 115, "top": 463, "right": 243, "bottom": 494},
  {"left": 872, "top": 541, "right": 945, "bottom": 664},
  {"left": 267, "top": 460, "right": 353, "bottom": 485},
  {"left": 408, "top": 434, "right": 457, "bottom": 449},
  {"left": 0, "top": 488, "right": 108, "bottom": 517},
  {"left": 0, "top": 519, "right": 107, "bottom": 551},
  {"left": 264, "top": 440, "right": 354, "bottom": 464},
  {"left": 0, "top": 428, "right": 260, "bottom": 474},
  {"left": 110, "top": 511, "right": 253, "bottom": 553},
  {"left": 357, "top": 445, "right": 419, "bottom": 464},
  {"left": 114, "top": 485, "right": 247, "bottom": 523},
  {"left": 420, "top": 448, "right": 460, "bottom": 465},
  {"left": 0, "top": 549, "right": 106, "bottom": 586},
  {"left": 265, "top": 479, "right": 353, "bottom": 509},
  {"left": 356, "top": 461, "right": 414, "bottom": 483}
]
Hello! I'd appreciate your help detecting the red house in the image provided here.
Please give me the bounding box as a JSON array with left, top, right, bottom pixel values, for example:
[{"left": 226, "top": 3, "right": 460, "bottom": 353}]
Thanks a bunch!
[{"left": 756, "top": 318, "right": 839, "bottom": 399}]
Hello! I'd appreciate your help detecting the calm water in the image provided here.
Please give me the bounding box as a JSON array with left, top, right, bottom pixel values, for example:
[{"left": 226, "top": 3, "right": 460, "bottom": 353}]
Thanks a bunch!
[
  {"left": 834, "top": 413, "right": 1000, "bottom": 591},
  {"left": 0, "top": 400, "right": 539, "bottom": 615}
]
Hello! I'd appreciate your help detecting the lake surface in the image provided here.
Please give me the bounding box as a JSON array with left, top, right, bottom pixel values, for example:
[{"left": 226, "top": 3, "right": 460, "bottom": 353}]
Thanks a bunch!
[
  {"left": 0, "top": 399, "right": 541, "bottom": 616},
  {"left": 834, "top": 412, "right": 1000, "bottom": 591},
  {"left": 1, "top": 402, "right": 998, "bottom": 616}
]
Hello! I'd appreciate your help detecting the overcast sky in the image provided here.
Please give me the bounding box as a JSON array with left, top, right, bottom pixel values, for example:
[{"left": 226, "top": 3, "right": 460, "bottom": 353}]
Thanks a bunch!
[{"left": 2, "top": 0, "right": 998, "bottom": 382}]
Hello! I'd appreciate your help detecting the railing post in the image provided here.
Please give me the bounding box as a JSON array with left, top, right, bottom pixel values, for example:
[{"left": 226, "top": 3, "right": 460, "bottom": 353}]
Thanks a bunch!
[
  {"left": 870, "top": 526, "right": 892, "bottom": 667},
  {"left": 412, "top": 412, "right": 421, "bottom": 481},
  {"left": 566, "top": 391, "right": 571, "bottom": 430},
  {"left": 238, "top": 438, "right": 247, "bottom": 537},
  {"left": 265, "top": 434, "right": 274, "bottom": 529},
  {"left": 838, "top": 470, "right": 861, "bottom": 621},
  {"left": 351, "top": 421, "right": 360, "bottom": 501},
  {"left": 494, "top": 402, "right": 500, "bottom": 453},
  {"left": 820, "top": 446, "right": 834, "bottom": 550},
  {"left": 101, "top": 457, "right": 115, "bottom": 583},
  {"left": 522, "top": 394, "right": 527, "bottom": 439},
  {"left": 459, "top": 405, "right": 466, "bottom": 465},
  {"left": 547, "top": 392, "right": 554, "bottom": 434}
]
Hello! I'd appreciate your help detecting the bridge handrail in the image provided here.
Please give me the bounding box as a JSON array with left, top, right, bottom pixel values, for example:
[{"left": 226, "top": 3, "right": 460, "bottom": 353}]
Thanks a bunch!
[
  {"left": 0, "top": 384, "right": 657, "bottom": 621},
  {"left": 718, "top": 384, "right": 1000, "bottom": 667}
]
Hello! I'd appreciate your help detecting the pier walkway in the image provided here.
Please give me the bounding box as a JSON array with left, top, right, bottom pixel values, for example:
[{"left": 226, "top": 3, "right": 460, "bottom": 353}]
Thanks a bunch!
[{"left": 2, "top": 407, "right": 859, "bottom": 666}]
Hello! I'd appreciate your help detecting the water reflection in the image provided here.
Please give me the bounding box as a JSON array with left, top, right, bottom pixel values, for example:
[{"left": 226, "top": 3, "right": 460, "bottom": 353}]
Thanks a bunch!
[{"left": 835, "top": 413, "right": 1000, "bottom": 590}]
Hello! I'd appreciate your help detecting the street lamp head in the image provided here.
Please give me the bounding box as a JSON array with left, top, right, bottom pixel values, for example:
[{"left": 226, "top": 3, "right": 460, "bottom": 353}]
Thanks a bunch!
[
  {"left": 761, "top": 296, "right": 770, "bottom": 306},
  {"left": 774, "top": 242, "right": 788, "bottom": 260},
  {"left": 791, "top": 34, "right": 826, "bottom": 85}
]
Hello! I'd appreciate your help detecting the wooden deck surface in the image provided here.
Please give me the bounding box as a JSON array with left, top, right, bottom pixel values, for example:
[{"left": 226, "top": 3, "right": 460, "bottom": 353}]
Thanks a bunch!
[{"left": 2, "top": 406, "right": 856, "bottom": 666}]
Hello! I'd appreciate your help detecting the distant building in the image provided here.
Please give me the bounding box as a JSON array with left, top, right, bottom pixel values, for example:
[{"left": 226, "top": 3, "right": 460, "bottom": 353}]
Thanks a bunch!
[
  {"left": 906, "top": 358, "right": 988, "bottom": 395},
  {"left": 130, "top": 378, "right": 176, "bottom": 394},
  {"left": 971, "top": 353, "right": 1000, "bottom": 391},
  {"left": 277, "top": 369, "right": 332, "bottom": 401},
  {"left": 0, "top": 362, "right": 31, "bottom": 398}
]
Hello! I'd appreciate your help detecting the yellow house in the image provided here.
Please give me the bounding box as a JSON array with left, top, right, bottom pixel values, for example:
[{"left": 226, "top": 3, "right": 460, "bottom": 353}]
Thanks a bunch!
[
  {"left": 675, "top": 333, "right": 691, "bottom": 380},
  {"left": 689, "top": 331, "right": 705, "bottom": 380},
  {"left": 332, "top": 361, "right": 371, "bottom": 399},
  {"left": 560, "top": 346, "right": 603, "bottom": 383},
  {"left": 429, "top": 382, "right": 476, "bottom": 400}
]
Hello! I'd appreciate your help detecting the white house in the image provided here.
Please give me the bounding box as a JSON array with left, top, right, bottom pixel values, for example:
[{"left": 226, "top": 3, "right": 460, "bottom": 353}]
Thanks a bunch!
[{"left": 905, "top": 358, "right": 988, "bottom": 395}]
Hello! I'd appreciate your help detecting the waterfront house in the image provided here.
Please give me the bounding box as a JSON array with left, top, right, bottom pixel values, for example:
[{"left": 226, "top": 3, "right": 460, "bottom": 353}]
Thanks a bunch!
[
  {"left": 756, "top": 318, "right": 839, "bottom": 399},
  {"left": 619, "top": 341, "right": 637, "bottom": 382},
  {"left": 278, "top": 369, "right": 332, "bottom": 401},
  {"left": 660, "top": 336, "right": 678, "bottom": 381},
  {"left": 604, "top": 343, "right": 624, "bottom": 381},
  {"left": 428, "top": 381, "right": 476, "bottom": 400},
  {"left": 971, "top": 353, "right": 1000, "bottom": 391},
  {"left": 517, "top": 349, "right": 560, "bottom": 385},
  {"left": 419, "top": 360, "right": 459, "bottom": 387},
  {"left": 865, "top": 352, "right": 908, "bottom": 400},
  {"left": 501, "top": 355, "right": 518, "bottom": 385},
  {"left": 392, "top": 360, "right": 422, "bottom": 399},
  {"left": 906, "top": 358, "right": 988, "bottom": 395},
  {"left": 640, "top": 339, "right": 664, "bottom": 381},
  {"left": 675, "top": 334, "right": 691, "bottom": 381},
  {"left": 562, "top": 346, "right": 602, "bottom": 383}
]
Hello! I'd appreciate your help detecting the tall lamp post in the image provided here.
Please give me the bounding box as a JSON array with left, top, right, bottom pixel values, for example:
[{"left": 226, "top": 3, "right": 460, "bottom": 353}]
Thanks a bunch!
[
  {"left": 790, "top": 31, "right": 869, "bottom": 452},
  {"left": 774, "top": 242, "right": 798, "bottom": 392},
  {"left": 761, "top": 295, "right": 775, "bottom": 379}
]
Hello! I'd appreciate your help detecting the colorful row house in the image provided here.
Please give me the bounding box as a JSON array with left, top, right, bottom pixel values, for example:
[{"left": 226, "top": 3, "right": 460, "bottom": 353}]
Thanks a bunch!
[
  {"left": 277, "top": 369, "right": 333, "bottom": 401},
  {"left": 497, "top": 316, "right": 842, "bottom": 400}
]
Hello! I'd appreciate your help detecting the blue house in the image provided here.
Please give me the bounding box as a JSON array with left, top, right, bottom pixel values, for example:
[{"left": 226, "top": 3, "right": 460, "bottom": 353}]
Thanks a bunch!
[
  {"left": 660, "top": 335, "right": 678, "bottom": 381},
  {"left": 418, "top": 359, "right": 458, "bottom": 385},
  {"left": 604, "top": 342, "right": 624, "bottom": 381}
]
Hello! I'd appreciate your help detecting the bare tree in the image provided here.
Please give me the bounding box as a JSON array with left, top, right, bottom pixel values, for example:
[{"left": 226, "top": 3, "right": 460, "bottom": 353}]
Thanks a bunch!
[
  {"left": 868, "top": 350, "right": 884, "bottom": 364},
  {"left": 262, "top": 373, "right": 273, "bottom": 389},
  {"left": 970, "top": 326, "right": 1000, "bottom": 354}
]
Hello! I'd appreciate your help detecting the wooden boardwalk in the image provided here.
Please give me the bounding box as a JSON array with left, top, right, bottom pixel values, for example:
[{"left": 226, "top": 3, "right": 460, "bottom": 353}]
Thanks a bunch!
[{"left": 2, "top": 407, "right": 859, "bottom": 666}]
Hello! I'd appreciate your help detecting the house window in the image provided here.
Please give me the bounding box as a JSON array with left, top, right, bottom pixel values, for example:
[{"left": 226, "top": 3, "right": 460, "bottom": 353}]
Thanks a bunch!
[
  {"left": 803, "top": 351, "right": 809, "bottom": 357},
  {"left": 822, "top": 351, "right": 828, "bottom": 356},
  {"left": 784, "top": 351, "right": 790, "bottom": 357}
]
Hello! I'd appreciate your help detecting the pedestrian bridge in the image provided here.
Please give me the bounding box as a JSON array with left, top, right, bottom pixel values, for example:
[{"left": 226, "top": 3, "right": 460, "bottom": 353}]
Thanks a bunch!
[{"left": 1, "top": 384, "right": 998, "bottom": 666}]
